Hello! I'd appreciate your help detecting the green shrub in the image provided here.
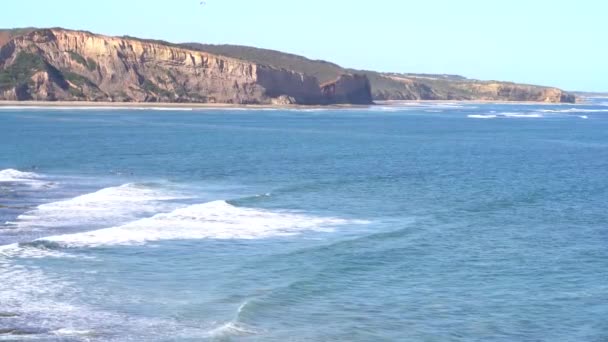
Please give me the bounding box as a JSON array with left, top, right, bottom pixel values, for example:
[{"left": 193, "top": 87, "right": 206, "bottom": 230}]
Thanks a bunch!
[
  {"left": 68, "top": 51, "right": 97, "bottom": 71},
  {"left": 141, "top": 79, "right": 172, "bottom": 98},
  {"left": 86, "top": 58, "right": 97, "bottom": 71},
  {"left": 0, "top": 52, "right": 46, "bottom": 90},
  {"left": 68, "top": 51, "right": 87, "bottom": 66}
]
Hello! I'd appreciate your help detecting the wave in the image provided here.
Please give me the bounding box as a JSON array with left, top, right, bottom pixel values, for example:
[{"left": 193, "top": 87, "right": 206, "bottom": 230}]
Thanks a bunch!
[
  {"left": 0, "top": 168, "right": 54, "bottom": 190},
  {"left": 0, "top": 253, "right": 213, "bottom": 340},
  {"left": 6, "top": 183, "right": 185, "bottom": 230},
  {"left": 538, "top": 108, "right": 608, "bottom": 113},
  {"left": 468, "top": 113, "right": 544, "bottom": 119},
  {"left": 36, "top": 200, "right": 369, "bottom": 248},
  {"left": 0, "top": 168, "right": 41, "bottom": 182},
  {"left": 0, "top": 242, "right": 76, "bottom": 259},
  {"left": 501, "top": 113, "right": 543, "bottom": 118},
  {"left": 205, "top": 299, "right": 259, "bottom": 338},
  {"left": 372, "top": 103, "right": 471, "bottom": 112},
  {"left": 207, "top": 321, "right": 258, "bottom": 338},
  {"left": 467, "top": 114, "right": 497, "bottom": 119}
]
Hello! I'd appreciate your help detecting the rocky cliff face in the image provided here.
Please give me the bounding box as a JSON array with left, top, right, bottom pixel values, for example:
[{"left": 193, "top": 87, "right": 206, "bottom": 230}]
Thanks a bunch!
[
  {"left": 373, "top": 74, "right": 576, "bottom": 103},
  {"left": 0, "top": 27, "right": 574, "bottom": 104},
  {"left": 373, "top": 77, "right": 442, "bottom": 101},
  {"left": 0, "top": 29, "right": 372, "bottom": 104},
  {"left": 320, "top": 74, "right": 373, "bottom": 105},
  {"left": 452, "top": 82, "right": 576, "bottom": 103}
]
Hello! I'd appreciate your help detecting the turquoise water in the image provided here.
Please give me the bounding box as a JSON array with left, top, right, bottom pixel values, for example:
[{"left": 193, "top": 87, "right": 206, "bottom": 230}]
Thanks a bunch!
[{"left": 0, "top": 101, "right": 607, "bottom": 341}]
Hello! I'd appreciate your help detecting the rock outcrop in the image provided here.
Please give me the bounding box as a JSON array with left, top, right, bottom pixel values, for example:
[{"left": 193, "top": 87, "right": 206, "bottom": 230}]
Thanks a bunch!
[
  {"left": 321, "top": 74, "right": 373, "bottom": 105},
  {"left": 0, "top": 29, "right": 372, "bottom": 105}
]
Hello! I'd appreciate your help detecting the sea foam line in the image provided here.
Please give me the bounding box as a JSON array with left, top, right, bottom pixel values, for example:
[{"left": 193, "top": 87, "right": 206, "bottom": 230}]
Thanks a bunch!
[
  {"left": 538, "top": 108, "right": 608, "bottom": 113},
  {"left": 0, "top": 168, "right": 55, "bottom": 190},
  {"left": 467, "top": 114, "right": 497, "bottom": 119},
  {"left": 467, "top": 113, "right": 544, "bottom": 119},
  {"left": 5, "top": 183, "right": 187, "bottom": 230},
  {"left": 36, "top": 200, "right": 370, "bottom": 248}
]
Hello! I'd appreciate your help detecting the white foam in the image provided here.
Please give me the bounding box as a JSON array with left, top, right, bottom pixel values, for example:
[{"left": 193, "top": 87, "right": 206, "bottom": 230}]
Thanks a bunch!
[
  {"left": 372, "top": 103, "right": 471, "bottom": 112},
  {"left": 0, "top": 169, "right": 40, "bottom": 181},
  {"left": 38, "top": 200, "right": 369, "bottom": 247},
  {"left": 6, "top": 183, "right": 185, "bottom": 230},
  {"left": 579, "top": 115, "right": 589, "bottom": 119},
  {"left": 0, "top": 243, "right": 76, "bottom": 259},
  {"left": 538, "top": 108, "right": 608, "bottom": 113},
  {"left": 0, "top": 250, "right": 214, "bottom": 340},
  {"left": 207, "top": 322, "right": 258, "bottom": 338},
  {"left": 51, "top": 328, "right": 95, "bottom": 336},
  {"left": 468, "top": 114, "right": 497, "bottom": 119},
  {"left": 0, "top": 254, "right": 76, "bottom": 322},
  {"left": 501, "top": 113, "right": 543, "bottom": 118},
  {"left": 468, "top": 113, "right": 545, "bottom": 119},
  {"left": 146, "top": 107, "right": 194, "bottom": 111},
  {"left": 0, "top": 168, "right": 54, "bottom": 190}
]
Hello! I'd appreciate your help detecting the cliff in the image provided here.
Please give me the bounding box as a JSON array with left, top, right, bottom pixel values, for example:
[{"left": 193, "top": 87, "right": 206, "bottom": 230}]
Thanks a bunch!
[
  {"left": 321, "top": 74, "right": 373, "bottom": 105},
  {"left": 0, "top": 29, "right": 371, "bottom": 105},
  {"left": 182, "top": 44, "right": 576, "bottom": 104},
  {"left": 0, "top": 27, "right": 576, "bottom": 104},
  {"left": 374, "top": 74, "right": 577, "bottom": 103},
  {"left": 0, "top": 28, "right": 35, "bottom": 48}
]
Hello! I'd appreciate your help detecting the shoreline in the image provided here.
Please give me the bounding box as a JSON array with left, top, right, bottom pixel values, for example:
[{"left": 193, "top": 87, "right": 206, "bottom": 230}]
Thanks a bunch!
[{"left": 0, "top": 99, "right": 586, "bottom": 109}]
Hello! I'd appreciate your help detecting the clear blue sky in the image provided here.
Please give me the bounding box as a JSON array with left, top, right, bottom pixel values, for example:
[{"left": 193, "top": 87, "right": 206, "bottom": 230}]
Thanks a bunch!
[{"left": 2, "top": 0, "right": 606, "bottom": 91}]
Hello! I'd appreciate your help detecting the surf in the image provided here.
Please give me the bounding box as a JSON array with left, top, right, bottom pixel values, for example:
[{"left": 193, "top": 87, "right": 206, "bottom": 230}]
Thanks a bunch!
[
  {"left": 5, "top": 183, "right": 186, "bottom": 231},
  {"left": 35, "top": 200, "right": 369, "bottom": 248}
]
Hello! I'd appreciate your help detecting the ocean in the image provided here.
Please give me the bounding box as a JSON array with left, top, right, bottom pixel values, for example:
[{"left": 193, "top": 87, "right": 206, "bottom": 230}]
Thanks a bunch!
[{"left": 0, "top": 100, "right": 607, "bottom": 341}]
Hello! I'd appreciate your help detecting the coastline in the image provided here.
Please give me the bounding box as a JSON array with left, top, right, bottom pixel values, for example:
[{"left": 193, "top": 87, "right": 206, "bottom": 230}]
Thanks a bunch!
[
  {"left": 0, "top": 101, "right": 366, "bottom": 110},
  {"left": 0, "top": 99, "right": 584, "bottom": 110}
]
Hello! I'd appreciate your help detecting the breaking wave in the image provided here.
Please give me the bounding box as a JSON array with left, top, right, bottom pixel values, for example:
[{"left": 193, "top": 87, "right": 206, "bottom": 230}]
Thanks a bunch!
[
  {"left": 538, "top": 108, "right": 608, "bottom": 113},
  {"left": 501, "top": 113, "right": 543, "bottom": 118},
  {"left": 5, "top": 183, "right": 186, "bottom": 230},
  {"left": 36, "top": 200, "right": 369, "bottom": 248},
  {"left": 0, "top": 169, "right": 40, "bottom": 181},
  {"left": 467, "top": 114, "right": 497, "bottom": 119},
  {"left": 0, "top": 168, "right": 56, "bottom": 190},
  {"left": 468, "top": 113, "right": 545, "bottom": 119}
]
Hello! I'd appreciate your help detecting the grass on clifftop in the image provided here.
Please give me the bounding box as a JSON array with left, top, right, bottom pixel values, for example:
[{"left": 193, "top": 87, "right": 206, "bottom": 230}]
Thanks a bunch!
[{"left": 182, "top": 43, "right": 345, "bottom": 84}]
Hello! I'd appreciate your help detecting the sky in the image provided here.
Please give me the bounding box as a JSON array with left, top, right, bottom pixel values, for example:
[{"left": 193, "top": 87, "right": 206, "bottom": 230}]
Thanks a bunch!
[{"left": 1, "top": 0, "right": 606, "bottom": 91}]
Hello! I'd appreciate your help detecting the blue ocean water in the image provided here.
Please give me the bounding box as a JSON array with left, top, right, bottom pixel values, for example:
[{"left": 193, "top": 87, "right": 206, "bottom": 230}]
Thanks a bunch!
[{"left": 0, "top": 100, "right": 607, "bottom": 341}]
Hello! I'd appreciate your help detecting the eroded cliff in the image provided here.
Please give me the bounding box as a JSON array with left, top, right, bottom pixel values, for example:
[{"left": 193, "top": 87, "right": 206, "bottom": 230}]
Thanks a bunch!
[
  {"left": 0, "top": 29, "right": 372, "bottom": 104},
  {"left": 0, "top": 27, "right": 574, "bottom": 104},
  {"left": 179, "top": 44, "right": 577, "bottom": 103},
  {"left": 321, "top": 74, "right": 373, "bottom": 105},
  {"left": 372, "top": 74, "right": 576, "bottom": 103}
]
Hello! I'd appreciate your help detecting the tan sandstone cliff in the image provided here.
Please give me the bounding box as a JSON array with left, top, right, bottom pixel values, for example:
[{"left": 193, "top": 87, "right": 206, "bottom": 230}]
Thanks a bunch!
[
  {"left": 0, "top": 29, "right": 372, "bottom": 105},
  {"left": 321, "top": 74, "right": 373, "bottom": 105},
  {"left": 374, "top": 74, "right": 576, "bottom": 103}
]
